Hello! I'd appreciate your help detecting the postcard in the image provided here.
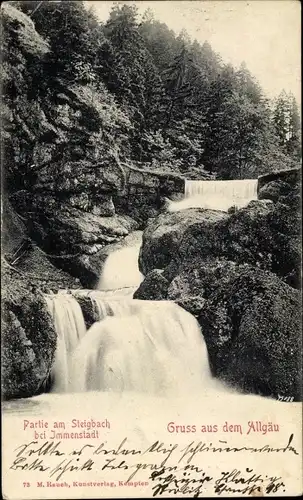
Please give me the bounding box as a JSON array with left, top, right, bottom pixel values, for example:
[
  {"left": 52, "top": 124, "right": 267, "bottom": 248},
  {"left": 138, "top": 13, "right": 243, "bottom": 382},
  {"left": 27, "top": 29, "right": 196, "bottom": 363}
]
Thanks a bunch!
[{"left": 1, "top": 0, "right": 302, "bottom": 498}]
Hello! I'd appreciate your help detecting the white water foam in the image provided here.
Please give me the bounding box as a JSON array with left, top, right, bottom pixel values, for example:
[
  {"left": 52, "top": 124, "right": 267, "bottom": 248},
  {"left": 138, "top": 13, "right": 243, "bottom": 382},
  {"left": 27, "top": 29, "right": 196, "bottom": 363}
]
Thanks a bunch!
[
  {"left": 68, "top": 300, "right": 211, "bottom": 396},
  {"left": 169, "top": 179, "right": 258, "bottom": 212}
]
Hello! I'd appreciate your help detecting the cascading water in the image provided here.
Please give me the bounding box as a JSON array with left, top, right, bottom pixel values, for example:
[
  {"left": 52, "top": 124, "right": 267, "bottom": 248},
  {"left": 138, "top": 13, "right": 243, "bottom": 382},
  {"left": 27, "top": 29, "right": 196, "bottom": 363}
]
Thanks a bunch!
[
  {"left": 45, "top": 294, "right": 87, "bottom": 392},
  {"left": 97, "top": 236, "right": 144, "bottom": 290},
  {"left": 45, "top": 231, "right": 213, "bottom": 397},
  {"left": 168, "top": 178, "right": 258, "bottom": 212},
  {"left": 185, "top": 179, "right": 258, "bottom": 199},
  {"left": 68, "top": 301, "right": 211, "bottom": 396},
  {"left": 44, "top": 177, "right": 260, "bottom": 397}
]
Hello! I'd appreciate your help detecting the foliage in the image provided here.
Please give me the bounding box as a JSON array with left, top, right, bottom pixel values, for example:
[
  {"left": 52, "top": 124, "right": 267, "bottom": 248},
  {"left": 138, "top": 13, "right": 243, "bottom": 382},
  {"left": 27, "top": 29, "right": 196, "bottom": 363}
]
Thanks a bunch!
[
  {"left": 4, "top": 1, "right": 301, "bottom": 180},
  {"left": 272, "top": 90, "right": 301, "bottom": 161}
]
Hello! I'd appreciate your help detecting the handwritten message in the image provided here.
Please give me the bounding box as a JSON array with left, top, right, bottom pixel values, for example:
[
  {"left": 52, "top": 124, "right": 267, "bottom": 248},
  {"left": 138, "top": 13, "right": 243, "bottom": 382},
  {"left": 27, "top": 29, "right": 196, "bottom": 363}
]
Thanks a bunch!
[
  {"left": 2, "top": 395, "right": 302, "bottom": 500},
  {"left": 6, "top": 416, "right": 300, "bottom": 498}
]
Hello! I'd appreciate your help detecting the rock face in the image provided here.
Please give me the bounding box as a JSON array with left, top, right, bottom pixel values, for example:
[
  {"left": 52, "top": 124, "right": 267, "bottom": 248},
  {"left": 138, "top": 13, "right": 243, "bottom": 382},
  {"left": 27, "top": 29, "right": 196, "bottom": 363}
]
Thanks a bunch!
[
  {"left": 114, "top": 165, "right": 185, "bottom": 224},
  {"left": 2, "top": 201, "right": 81, "bottom": 400},
  {"left": 136, "top": 168, "right": 301, "bottom": 400},
  {"left": 2, "top": 4, "right": 184, "bottom": 284},
  {"left": 199, "top": 266, "right": 301, "bottom": 400},
  {"left": 257, "top": 167, "right": 301, "bottom": 196},
  {"left": 133, "top": 269, "right": 169, "bottom": 301},
  {"left": 11, "top": 190, "right": 139, "bottom": 287},
  {"left": 139, "top": 209, "right": 228, "bottom": 275},
  {"left": 2, "top": 199, "right": 81, "bottom": 292},
  {"left": 139, "top": 193, "right": 301, "bottom": 289},
  {"left": 2, "top": 262, "right": 57, "bottom": 400}
]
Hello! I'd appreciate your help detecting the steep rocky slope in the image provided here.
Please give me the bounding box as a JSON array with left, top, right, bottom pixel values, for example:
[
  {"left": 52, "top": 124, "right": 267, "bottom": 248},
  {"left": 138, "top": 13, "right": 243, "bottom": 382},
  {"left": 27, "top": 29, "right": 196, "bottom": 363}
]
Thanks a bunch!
[
  {"left": 135, "top": 167, "right": 302, "bottom": 400},
  {"left": 2, "top": 4, "right": 184, "bottom": 286}
]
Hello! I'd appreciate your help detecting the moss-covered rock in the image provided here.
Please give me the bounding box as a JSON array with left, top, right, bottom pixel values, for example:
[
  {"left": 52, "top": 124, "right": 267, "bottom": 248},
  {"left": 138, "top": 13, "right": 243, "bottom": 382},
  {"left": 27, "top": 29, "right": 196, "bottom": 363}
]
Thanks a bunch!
[
  {"left": 172, "top": 200, "right": 274, "bottom": 270},
  {"left": 1, "top": 263, "right": 57, "bottom": 400},
  {"left": 257, "top": 167, "right": 301, "bottom": 196},
  {"left": 258, "top": 179, "right": 292, "bottom": 203},
  {"left": 167, "top": 259, "right": 239, "bottom": 317},
  {"left": 199, "top": 266, "right": 301, "bottom": 400},
  {"left": 139, "top": 195, "right": 301, "bottom": 290},
  {"left": 73, "top": 295, "right": 97, "bottom": 329},
  {"left": 133, "top": 269, "right": 169, "bottom": 301},
  {"left": 139, "top": 208, "right": 228, "bottom": 275},
  {"left": 258, "top": 168, "right": 301, "bottom": 218}
]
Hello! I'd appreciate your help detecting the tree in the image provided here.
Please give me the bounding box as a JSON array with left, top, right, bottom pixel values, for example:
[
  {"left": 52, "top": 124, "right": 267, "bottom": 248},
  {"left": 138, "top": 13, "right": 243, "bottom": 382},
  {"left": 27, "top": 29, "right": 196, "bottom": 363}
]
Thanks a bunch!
[
  {"left": 273, "top": 91, "right": 301, "bottom": 161},
  {"left": 200, "top": 63, "right": 286, "bottom": 179},
  {"left": 286, "top": 94, "right": 301, "bottom": 160},
  {"left": 139, "top": 15, "right": 178, "bottom": 75},
  {"left": 273, "top": 90, "right": 290, "bottom": 149},
  {"left": 9, "top": 1, "right": 300, "bottom": 178},
  {"left": 201, "top": 64, "right": 238, "bottom": 174},
  {"left": 162, "top": 42, "right": 193, "bottom": 130},
  {"left": 18, "top": 1, "right": 103, "bottom": 83},
  {"left": 103, "top": 4, "right": 165, "bottom": 159},
  {"left": 236, "top": 62, "right": 263, "bottom": 104}
]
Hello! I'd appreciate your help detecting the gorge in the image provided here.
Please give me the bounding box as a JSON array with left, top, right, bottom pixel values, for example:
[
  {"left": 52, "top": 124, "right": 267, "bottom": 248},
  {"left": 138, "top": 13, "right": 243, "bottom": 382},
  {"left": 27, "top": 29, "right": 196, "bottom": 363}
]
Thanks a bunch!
[
  {"left": 2, "top": 169, "right": 301, "bottom": 407},
  {"left": 1, "top": 3, "right": 301, "bottom": 410}
]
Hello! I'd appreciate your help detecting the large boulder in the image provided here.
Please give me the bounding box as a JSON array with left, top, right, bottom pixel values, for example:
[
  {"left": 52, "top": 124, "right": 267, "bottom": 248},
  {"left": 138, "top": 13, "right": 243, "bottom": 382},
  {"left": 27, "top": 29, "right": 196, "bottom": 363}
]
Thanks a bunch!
[
  {"left": 258, "top": 168, "right": 301, "bottom": 222},
  {"left": 258, "top": 179, "right": 294, "bottom": 203},
  {"left": 167, "top": 258, "right": 239, "bottom": 317},
  {"left": 199, "top": 266, "right": 301, "bottom": 401},
  {"left": 139, "top": 208, "right": 228, "bottom": 275},
  {"left": 11, "top": 190, "right": 139, "bottom": 287},
  {"left": 139, "top": 196, "right": 301, "bottom": 289},
  {"left": 133, "top": 269, "right": 169, "bottom": 301},
  {"left": 257, "top": 167, "right": 301, "bottom": 198},
  {"left": 169, "top": 201, "right": 276, "bottom": 271},
  {"left": 2, "top": 262, "right": 57, "bottom": 400},
  {"left": 135, "top": 257, "right": 239, "bottom": 316},
  {"left": 2, "top": 199, "right": 80, "bottom": 292},
  {"left": 220, "top": 199, "right": 301, "bottom": 287}
]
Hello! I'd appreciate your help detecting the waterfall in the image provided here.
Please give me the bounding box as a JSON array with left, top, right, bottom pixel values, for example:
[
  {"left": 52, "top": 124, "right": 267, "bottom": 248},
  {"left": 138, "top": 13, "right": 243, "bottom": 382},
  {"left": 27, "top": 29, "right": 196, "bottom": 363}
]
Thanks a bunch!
[
  {"left": 45, "top": 232, "right": 213, "bottom": 397},
  {"left": 168, "top": 179, "right": 258, "bottom": 212},
  {"left": 46, "top": 293, "right": 211, "bottom": 396},
  {"left": 45, "top": 294, "right": 86, "bottom": 393},
  {"left": 68, "top": 301, "right": 211, "bottom": 395},
  {"left": 79, "top": 290, "right": 136, "bottom": 320},
  {"left": 97, "top": 234, "right": 143, "bottom": 290},
  {"left": 74, "top": 287, "right": 137, "bottom": 297},
  {"left": 185, "top": 179, "right": 258, "bottom": 200}
]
